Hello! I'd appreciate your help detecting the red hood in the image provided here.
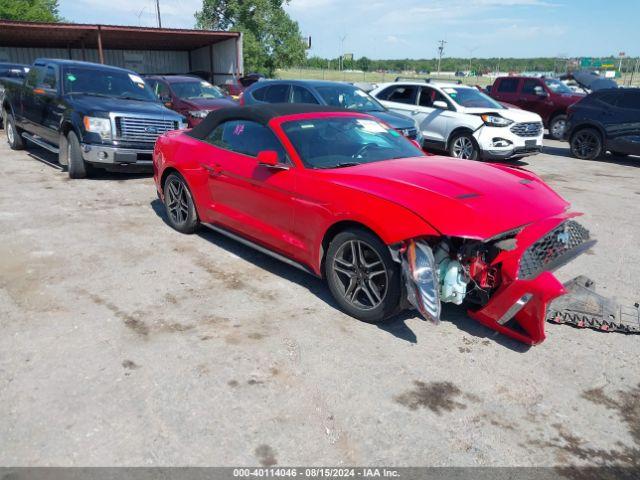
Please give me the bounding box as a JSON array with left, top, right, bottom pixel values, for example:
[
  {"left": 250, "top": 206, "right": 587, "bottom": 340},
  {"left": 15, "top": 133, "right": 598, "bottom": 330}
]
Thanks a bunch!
[
  {"left": 182, "top": 98, "right": 238, "bottom": 110},
  {"left": 327, "top": 156, "right": 569, "bottom": 240}
]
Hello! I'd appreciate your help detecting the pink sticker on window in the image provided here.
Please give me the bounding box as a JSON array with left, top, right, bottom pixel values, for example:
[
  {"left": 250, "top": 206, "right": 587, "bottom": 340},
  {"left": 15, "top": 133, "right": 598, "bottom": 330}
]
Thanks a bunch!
[{"left": 233, "top": 124, "right": 245, "bottom": 136}]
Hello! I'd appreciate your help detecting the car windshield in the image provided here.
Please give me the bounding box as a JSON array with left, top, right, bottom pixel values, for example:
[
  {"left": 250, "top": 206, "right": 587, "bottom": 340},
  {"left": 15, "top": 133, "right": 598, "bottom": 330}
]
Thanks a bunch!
[
  {"left": 62, "top": 67, "right": 156, "bottom": 101},
  {"left": 171, "top": 80, "right": 225, "bottom": 99},
  {"left": 544, "top": 78, "right": 574, "bottom": 94},
  {"left": 443, "top": 87, "right": 504, "bottom": 109},
  {"left": 282, "top": 116, "right": 425, "bottom": 169},
  {"left": 315, "top": 85, "right": 385, "bottom": 112}
]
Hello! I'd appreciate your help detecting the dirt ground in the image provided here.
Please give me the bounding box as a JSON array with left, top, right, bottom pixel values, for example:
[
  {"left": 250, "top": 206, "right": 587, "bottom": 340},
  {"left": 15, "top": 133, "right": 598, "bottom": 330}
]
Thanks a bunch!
[{"left": 0, "top": 133, "right": 638, "bottom": 469}]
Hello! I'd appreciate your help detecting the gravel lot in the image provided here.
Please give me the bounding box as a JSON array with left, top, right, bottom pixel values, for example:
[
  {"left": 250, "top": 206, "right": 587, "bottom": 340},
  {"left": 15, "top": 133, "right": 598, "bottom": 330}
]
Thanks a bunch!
[{"left": 0, "top": 133, "right": 638, "bottom": 469}]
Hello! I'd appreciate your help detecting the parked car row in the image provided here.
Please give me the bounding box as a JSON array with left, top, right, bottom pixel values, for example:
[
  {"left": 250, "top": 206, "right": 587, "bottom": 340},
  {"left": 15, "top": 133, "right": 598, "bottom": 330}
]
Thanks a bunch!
[{"left": 2, "top": 57, "right": 638, "bottom": 183}]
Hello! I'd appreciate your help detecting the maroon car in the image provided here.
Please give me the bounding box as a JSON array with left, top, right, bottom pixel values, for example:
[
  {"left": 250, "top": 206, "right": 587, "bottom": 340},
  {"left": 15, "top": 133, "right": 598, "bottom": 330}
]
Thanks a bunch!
[
  {"left": 145, "top": 75, "right": 237, "bottom": 127},
  {"left": 489, "top": 76, "right": 584, "bottom": 140}
]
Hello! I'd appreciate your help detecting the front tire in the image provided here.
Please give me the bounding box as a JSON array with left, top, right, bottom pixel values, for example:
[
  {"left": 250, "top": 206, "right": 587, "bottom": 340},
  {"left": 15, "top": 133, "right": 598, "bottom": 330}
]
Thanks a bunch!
[
  {"left": 4, "top": 112, "right": 24, "bottom": 150},
  {"left": 570, "top": 128, "right": 602, "bottom": 160},
  {"left": 548, "top": 114, "right": 567, "bottom": 141},
  {"left": 163, "top": 173, "right": 199, "bottom": 234},
  {"left": 67, "top": 131, "right": 93, "bottom": 179},
  {"left": 449, "top": 132, "right": 479, "bottom": 160},
  {"left": 325, "top": 228, "right": 401, "bottom": 323}
]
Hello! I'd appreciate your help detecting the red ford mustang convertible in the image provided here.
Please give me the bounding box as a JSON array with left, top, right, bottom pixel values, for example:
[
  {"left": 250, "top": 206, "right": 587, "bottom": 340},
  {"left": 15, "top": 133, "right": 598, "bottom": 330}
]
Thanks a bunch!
[{"left": 153, "top": 104, "right": 594, "bottom": 345}]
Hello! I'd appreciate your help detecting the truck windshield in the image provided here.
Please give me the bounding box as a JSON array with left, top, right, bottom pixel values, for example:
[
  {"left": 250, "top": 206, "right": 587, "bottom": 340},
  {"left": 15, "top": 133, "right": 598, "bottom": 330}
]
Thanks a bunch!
[
  {"left": 282, "top": 117, "right": 424, "bottom": 169},
  {"left": 544, "top": 79, "right": 574, "bottom": 94},
  {"left": 444, "top": 87, "right": 504, "bottom": 109},
  {"left": 171, "top": 80, "right": 225, "bottom": 99},
  {"left": 62, "top": 67, "right": 157, "bottom": 102},
  {"left": 315, "top": 86, "right": 385, "bottom": 112}
]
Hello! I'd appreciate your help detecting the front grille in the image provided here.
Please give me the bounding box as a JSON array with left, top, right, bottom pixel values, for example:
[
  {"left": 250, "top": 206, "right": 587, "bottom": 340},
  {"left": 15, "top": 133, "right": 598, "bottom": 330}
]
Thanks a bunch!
[
  {"left": 396, "top": 127, "right": 418, "bottom": 140},
  {"left": 115, "top": 117, "right": 179, "bottom": 143},
  {"left": 518, "top": 220, "right": 594, "bottom": 280},
  {"left": 510, "top": 122, "right": 543, "bottom": 137}
]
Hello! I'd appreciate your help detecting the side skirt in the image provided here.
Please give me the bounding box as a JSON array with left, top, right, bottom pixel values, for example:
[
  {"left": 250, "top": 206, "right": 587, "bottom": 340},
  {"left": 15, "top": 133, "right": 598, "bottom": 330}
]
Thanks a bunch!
[{"left": 201, "top": 222, "right": 318, "bottom": 277}]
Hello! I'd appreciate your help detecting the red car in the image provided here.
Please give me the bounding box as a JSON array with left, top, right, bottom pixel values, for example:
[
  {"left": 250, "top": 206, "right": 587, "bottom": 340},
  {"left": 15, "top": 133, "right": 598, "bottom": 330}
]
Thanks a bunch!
[
  {"left": 489, "top": 76, "right": 584, "bottom": 140},
  {"left": 153, "top": 104, "right": 594, "bottom": 345},
  {"left": 145, "top": 75, "right": 237, "bottom": 127}
]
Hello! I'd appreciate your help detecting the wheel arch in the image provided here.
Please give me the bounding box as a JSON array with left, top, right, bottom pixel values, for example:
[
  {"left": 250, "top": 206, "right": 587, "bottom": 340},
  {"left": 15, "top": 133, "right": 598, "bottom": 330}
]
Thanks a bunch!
[
  {"left": 569, "top": 121, "right": 605, "bottom": 142},
  {"left": 319, "top": 220, "right": 385, "bottom": 279},
  {"left": 445, "top": 126, "right": 477, "bottom": 150}
]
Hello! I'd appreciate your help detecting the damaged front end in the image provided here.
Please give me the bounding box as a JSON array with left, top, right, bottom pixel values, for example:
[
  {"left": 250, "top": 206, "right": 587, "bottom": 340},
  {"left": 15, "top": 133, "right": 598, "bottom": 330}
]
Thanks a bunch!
[{"left": 392, "top": 215, "right": 596, "bottom": 345}]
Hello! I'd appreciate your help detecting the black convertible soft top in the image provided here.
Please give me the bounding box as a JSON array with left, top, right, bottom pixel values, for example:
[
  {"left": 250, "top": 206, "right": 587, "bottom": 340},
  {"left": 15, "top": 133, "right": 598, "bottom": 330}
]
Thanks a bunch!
[{"left": 186, "top": 104, "right": 348, "bottom": 140}]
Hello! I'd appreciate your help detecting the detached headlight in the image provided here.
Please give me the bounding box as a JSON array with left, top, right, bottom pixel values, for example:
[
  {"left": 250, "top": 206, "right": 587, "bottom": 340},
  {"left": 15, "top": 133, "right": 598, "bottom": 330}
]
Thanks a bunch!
[
  {"left": 83, "top": 116, "right": 112, "bottom": 139},
  {"left": 480, "top": 114, "right": 513, "bottom": 127},
  {"left": 188, "top": 110, "right": 209, "bottom": 119}
]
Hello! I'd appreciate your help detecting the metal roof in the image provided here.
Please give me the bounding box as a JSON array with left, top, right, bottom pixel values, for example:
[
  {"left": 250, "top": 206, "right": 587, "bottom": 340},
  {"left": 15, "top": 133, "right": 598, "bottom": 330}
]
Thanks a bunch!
[{"left": 0, "top": 20, "right": 240, "bottom": 51}]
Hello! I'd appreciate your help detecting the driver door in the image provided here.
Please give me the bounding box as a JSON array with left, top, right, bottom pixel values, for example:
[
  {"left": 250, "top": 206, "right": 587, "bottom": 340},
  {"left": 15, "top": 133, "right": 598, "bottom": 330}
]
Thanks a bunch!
[
  {"left": 201, "top": 119, "right": 298, "bottom": 255},
  {"left": 414, "top": 86, "right": 453, "bottom": 145}
]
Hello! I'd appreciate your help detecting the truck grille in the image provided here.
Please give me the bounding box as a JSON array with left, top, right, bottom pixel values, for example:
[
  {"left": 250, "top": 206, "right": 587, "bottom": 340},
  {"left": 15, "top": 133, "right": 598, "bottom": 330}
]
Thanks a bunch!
[
  {"left": 115, "top": 117, "right": 179, "bottom": 143},
  {"left": 396, "top": 127, "right": 418, "bottom": 140},
  {"left": 510, "top": 122, "right": 543, "bottom": 137},
  {"left": 518, "top": 220, "right": 594, "bottom": 280}
]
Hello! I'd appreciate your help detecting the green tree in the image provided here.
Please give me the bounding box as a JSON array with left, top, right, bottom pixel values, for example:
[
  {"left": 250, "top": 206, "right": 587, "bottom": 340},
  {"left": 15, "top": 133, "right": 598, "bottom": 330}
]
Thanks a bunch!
[
  {"left": 195, "top": 0, "right": 306, "bottom": 76},
  {"left": 0, "top": 0, "right": 61, "bottom": 22}
]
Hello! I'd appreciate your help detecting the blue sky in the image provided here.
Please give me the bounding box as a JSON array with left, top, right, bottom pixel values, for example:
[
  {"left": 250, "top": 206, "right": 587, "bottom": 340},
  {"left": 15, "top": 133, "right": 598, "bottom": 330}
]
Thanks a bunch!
[{"left": 60, "top": 0, "right": 639, "bottom": 59}]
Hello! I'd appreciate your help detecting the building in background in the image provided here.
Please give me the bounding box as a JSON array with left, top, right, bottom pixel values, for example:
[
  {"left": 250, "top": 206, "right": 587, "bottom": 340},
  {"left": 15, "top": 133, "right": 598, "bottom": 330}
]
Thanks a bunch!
[{"left": 0, "top": 20, "right": 243, "bottom": 84}]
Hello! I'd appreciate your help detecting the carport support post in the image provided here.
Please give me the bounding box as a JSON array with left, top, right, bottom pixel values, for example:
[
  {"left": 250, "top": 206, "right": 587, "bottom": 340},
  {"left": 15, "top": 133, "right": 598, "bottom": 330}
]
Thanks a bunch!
[
  {"left": 97, "top": 26, "right": 104, "bottom": 64},
  {"left": 208, "top": 44, "right": 213, "bottom": 83}
]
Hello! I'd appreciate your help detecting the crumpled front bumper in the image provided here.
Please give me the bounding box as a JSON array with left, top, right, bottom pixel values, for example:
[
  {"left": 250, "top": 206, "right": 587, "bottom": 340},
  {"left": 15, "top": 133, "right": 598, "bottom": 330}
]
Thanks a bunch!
[{"left": 400, "top": 213, "right": 595, "bottom": 345}]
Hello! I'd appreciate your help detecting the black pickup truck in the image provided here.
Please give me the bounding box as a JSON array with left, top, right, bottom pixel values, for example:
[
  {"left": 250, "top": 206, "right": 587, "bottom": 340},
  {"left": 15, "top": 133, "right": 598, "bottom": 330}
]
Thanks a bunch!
[{"left": 1, "top": 59, "right": 186, "bottom": 178}]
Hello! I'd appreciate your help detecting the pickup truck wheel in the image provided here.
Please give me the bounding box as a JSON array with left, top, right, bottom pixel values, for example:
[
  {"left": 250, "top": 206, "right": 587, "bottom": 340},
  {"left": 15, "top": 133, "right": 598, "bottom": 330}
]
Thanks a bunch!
[
  {"left": 549, "top": 114, "right": 567, "bottom": 140},
  {"left": 4, "top": 112, "right": 24, "bottom": 150},
  {"left": 449, "top": 133, "right": 479, "bottom": 160},
  {"left": 66, "top": 131, "right": 92, "bottom": 179},
  {"left": 570, "top": 128, "right": 602, "bottom": 160},
  {"left": 163, "top": 173, "right": 199, "bottom": 234},
  {"left": 325, "top": 228, "right": 401, "bottom": 324}
]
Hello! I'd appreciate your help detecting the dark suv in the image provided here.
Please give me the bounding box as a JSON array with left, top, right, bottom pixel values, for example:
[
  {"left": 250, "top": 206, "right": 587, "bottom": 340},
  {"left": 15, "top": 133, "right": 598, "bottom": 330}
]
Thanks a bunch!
[
  {"left": 565, "top": 88, "right": 640, "bottom": 160},
  {"left": 241, "top": 80, "right": 422, "bottom": 143}
]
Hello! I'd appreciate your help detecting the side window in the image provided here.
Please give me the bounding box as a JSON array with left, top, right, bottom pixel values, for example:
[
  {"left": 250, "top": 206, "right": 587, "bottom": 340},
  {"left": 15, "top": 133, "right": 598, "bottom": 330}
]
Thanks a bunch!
[
  {"left": 497, "top": 78, "right": 519, "bottom": 93},
  {"left": 522, "top": 79, "right": 540, "bottom": 95},
  {"left": 419, "top": 87, "right": 448, "bottom": 108},
  {"left": 156, "top": 81, "right": 170, "bottom": 99},
  {"left": 385, "top": 85, "right": 417, "bottom": 105},
  {"left": 291, "top": 86, "right": 319, "bottom": 104},
  {"left": 25, "top": 66, "right": 45, "bottom": 89},
  {"left": 42, "top": 65, "right": 57, "bottom": 90},
  {"left": 206, "top": 120, "right": 288, "bottom": 161},
  {"left": 264, "top": 84, "right": 290, "bottom": 103},
  {"left": 251, "top": 86, "right": 268, "bottom": 101}
]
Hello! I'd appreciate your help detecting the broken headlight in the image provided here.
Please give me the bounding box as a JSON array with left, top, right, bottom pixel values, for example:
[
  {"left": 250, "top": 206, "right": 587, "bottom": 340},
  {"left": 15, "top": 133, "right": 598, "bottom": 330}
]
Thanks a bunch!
[{"left": 402, "top": 239, "right": 441, "bottom": 323}]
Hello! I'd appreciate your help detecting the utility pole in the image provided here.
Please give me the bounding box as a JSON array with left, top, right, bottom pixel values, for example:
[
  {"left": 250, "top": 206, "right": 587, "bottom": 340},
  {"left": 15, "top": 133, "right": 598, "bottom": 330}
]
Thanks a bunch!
[
  {"left": 155, "top": 0, "right": 162, "bottom": 28},
  {"left": 436, "top": 40, "right": 447, "bottom": 76},
  {"left": 466, "top": 46, "right": 478, "bottom": 75},
  {"left": 339, "top": 35, "right": 347, "bottom": 71}
]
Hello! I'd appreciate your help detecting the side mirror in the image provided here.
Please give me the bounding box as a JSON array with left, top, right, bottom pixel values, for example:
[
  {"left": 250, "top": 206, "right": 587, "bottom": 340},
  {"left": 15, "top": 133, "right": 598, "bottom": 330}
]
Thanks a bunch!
[
  {"left": 159, "top": 95, "right": 172, "bottom": 107},
  {"left": 534, "top": 86, "right": 547, "bottom": 97},
  {"left": 257, "top": 150, "right": 286, "bottom": 169},
  {"left": 433, "top": 100, "right": 448, "bottom": 110}
]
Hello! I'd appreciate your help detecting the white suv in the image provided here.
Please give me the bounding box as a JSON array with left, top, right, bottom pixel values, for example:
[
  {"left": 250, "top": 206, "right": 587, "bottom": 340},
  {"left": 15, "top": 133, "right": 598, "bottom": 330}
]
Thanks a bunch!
[{"left": 370, "top": 80, "right": 544, "bottom": 160}]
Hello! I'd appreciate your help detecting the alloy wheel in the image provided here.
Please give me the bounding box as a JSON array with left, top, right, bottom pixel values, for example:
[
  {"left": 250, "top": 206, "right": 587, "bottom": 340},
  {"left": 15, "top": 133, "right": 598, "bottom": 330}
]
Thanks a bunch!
[
  {"left": 572, "top": 131, "right": 599, "bottom": 159},
  {"left": 6, "top": 119, "right": 14, "bottom": 145},
  {"left": 331, "top": 240, "right": 388, "bottom": 310},
  {"left": 452, "top": 136, "right": 475, "bottom": 159},
  {"left": 166, "top": 178, "right": 190, "bottom": 226},
  {"left": 551, "top": 119, "right": 566, "bottom": 138}
]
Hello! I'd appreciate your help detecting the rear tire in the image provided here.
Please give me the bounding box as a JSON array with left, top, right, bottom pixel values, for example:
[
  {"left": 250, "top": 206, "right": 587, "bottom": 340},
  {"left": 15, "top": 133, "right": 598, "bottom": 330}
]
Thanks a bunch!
[
  {"left": 325, "top": 228, "right": 401, "bottom": 324},
  {"left": 570, "top": 128, "right": 602, "bottom": 160},
  {"left": 163, "top": 173, "right": 199, "bottom": 234},
  {"left": 449, "top": 132, "right": 479, "bottom": 160},
  {"left": 4, "top": 112, "right": 24, "bottom": 150},
  {"left": 67, "top": 131, "right": 93, "bottom": 179},
  {"left": 548, "top": 114, "right": 567, "bottom": 141}
]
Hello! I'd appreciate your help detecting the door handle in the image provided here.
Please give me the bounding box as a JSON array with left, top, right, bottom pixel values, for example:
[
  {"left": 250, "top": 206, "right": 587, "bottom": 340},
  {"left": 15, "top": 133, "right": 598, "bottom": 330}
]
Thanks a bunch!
[
  {"left": 202, "top": 163, "right": 221, "bottom": 176},
  {"left": 411, "top": 110, "right": 420, "bottom": 115}
]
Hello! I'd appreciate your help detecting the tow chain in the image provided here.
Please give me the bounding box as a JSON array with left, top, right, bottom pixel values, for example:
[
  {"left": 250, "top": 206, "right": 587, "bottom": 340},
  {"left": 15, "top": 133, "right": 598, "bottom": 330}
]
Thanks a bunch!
[{"left": 545, "top": 276, "right": 640, "bottom": 335}]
